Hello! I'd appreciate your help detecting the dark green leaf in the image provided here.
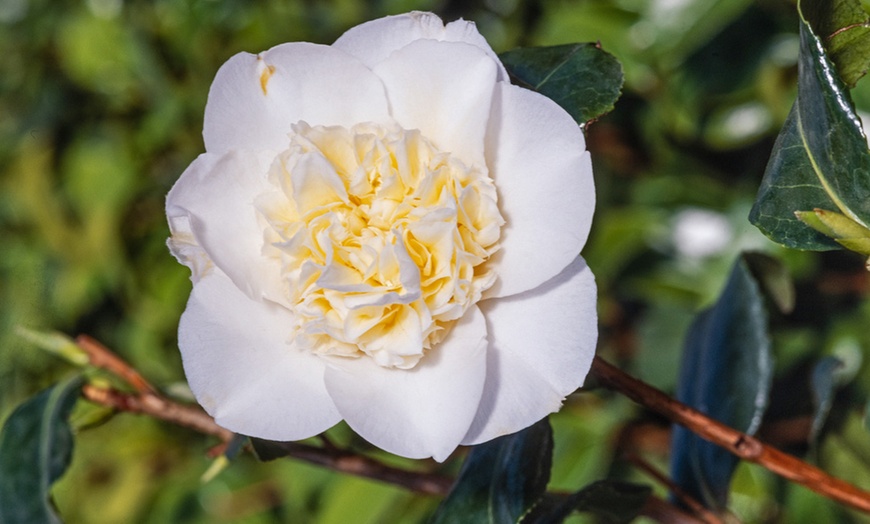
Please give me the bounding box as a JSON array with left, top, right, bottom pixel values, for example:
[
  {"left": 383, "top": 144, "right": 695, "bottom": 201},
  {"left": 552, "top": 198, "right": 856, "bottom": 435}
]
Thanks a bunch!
[
  {"left": 802, "top": 0, "right": 870, "bottom": 87},
  {"left": 749, "top": 6, "right": 870, "bottom": 250},
  {"left": 430, "top": 419, "right": 553, "bottom": 524},
  {"left": 0, "top": 377, "right": 83, "bottom": 524},
  {"left": 521, "top": 481, "right": 650, "bottom": 524},
  {"left": 500, "top": 44, "right": 624, "bottom": 125},
  {"left": 670, "top": 255, "right": 773, "bottom": 510}
]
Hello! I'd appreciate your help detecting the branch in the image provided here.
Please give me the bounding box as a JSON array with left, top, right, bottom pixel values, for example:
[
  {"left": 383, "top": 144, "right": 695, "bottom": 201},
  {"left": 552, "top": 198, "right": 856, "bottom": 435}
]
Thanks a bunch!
[
  {"left": 625, "top": 452, "right": 723, "bottom": 524},
  {"left": 76, "top": 335, "right": 157, "bottom": 395},
  {"left": 81, "top": 384, "right": 233, "bottom": 441},
  {"left": 72, "top": 335, "right": 702, "bottom": 522},
  {"left": 80, "top": 384, "right": 453, "bottom": 496},
  {"left": 590, "top": 356, "right": 870, "bottom": 513}
]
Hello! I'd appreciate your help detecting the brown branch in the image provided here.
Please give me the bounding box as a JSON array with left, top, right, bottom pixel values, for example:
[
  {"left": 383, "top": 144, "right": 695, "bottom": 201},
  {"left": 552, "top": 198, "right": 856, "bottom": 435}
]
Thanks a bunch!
[
  {"left": 81, "top": 384, "right": 234, "bottom": 442},
  {"left": 640, "top": 495, "right": 708, "bottom": 524},
  {"left": 590, "top": 356, "right": 870, "bottom": 513},
  {"left": 69, "top": 334, "right": 765, "bottom": 520},
  {"left": 76, "top": 335, "right": 157, "bottom": 395},
  {"left": 626, "top": 452, "right": 723, "bottom": 524},
  {"left": 264, "top": 441, "right": 454, "bottom": 496},
  {"left": 80, "top": 384, "right": 453, "bottom": 496}
]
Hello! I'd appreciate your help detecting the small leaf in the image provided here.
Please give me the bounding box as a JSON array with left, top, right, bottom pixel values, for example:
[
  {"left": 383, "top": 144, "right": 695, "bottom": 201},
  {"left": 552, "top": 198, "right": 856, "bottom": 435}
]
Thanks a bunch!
[
  {"left": 670, "top": 254, "right": 773, "bottom": 510},
  {"left": 796, "top": 209, "right": 870, "bottom": 255},
  {"left": 750, "top": 4, "right": 870, "bottom": 250},
  {"left": 521, "top": 481, "right": 651, "bottom": 524},
  {"left": 430, "top": 419, "right": 553, "bottom": 524},
  {"left": 0, "top": 377, "right": 83, "bottom": 524},
  {"left": 15, "top": 327, "right": 89, "bottom": 367},
  {"left": 500, "top": 44, "right": 624, "bottom": 125}
]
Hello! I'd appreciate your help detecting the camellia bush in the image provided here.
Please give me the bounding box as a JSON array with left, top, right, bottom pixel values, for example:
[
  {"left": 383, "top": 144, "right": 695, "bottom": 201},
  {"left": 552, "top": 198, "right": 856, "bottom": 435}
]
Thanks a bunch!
[{"left": 4, "top": 0, "right": 870, "bottom": 522}]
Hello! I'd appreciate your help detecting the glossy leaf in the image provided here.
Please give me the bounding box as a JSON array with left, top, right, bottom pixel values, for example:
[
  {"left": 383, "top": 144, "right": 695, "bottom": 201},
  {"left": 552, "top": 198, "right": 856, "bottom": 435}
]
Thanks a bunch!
[
  {"left": 670, "top": 255, "right": 773, "bottom": 509},
  {"left": 801, "top": 0, "right": 870, "bottom": 87},
  {"left": 520, "top": 480, "right": 650, "bottom": 524},
  {"left": 500, "top": 44, "right": 624, "bottom": 125},
  {"left": 749, "top": 4, "right": 870, "bottom": 250},
  {"left": 0, "top": 377, "right": 83, "bottom": 524},
  {"left": 430, "top": 419, "right": 552, "bottom": 524}
]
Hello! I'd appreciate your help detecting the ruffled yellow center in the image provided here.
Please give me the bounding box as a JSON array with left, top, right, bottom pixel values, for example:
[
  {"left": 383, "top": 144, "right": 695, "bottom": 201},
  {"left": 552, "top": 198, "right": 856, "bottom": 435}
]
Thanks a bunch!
[{"left": 256, "top": 122, "right": 504, "bottom": 369}]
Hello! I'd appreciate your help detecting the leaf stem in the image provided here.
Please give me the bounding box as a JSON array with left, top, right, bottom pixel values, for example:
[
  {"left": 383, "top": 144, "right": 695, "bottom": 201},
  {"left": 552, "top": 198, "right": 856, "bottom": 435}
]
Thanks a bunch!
[{"left": 590, "top": 356, "right": 870, "bottom": 513}]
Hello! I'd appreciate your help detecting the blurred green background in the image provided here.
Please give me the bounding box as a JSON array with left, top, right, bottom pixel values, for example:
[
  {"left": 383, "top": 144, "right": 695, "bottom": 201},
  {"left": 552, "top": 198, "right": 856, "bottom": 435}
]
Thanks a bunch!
[{"left": 4, "top": 0, "right": 870, "bottom": 522}]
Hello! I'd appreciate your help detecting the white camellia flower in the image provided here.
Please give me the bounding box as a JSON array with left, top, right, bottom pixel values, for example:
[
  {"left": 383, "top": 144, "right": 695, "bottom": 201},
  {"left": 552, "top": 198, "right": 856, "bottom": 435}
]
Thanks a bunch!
[{"left": 166, "top": 11, "right": 597, "bottom": 462}]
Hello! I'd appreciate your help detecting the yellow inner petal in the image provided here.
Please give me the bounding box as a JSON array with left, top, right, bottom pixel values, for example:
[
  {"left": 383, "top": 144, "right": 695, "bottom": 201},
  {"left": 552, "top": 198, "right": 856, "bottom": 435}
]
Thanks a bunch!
[{"left": 256, "top": 121, "right": 505, "bottom": 369}]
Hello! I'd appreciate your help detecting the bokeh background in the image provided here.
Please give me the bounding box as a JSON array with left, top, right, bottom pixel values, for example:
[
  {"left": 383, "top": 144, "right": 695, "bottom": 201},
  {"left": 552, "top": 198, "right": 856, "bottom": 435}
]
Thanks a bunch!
[{"left": 3, "top": 0, "right": 870, "bottom": 522}]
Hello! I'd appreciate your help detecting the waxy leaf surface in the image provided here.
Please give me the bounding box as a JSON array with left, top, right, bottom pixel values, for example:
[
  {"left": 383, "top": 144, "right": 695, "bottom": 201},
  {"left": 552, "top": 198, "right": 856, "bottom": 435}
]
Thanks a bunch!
[
  {"left": 750, "top": 5, "right": 870, "bottom": 250},
  {"left": 670, "top": 255, "right": 772, "bottom": 509},
  {"left": 430, "top": 419, "right": 552, "bottom": 524},
  {"left": 500, "top": 44, "right": 624, "bottom": 125},
  {"left": 0, "top": 377, "right": 82, "bottom": 524}
]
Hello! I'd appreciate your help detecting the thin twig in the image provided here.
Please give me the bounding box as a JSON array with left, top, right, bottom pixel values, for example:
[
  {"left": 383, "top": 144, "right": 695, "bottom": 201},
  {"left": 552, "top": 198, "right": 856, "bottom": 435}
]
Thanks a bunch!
[
  {"left": 81, "top": 384, "right": 233, "bottom": 441},
  {"left": 625, "top": 452, "right": 723, "bottom": 524},
  {"left": 264, "top": 441, "right": 454, "bottom": 496},
  {"left": 590, "top": 356, "right": 870, "bottom": 513},
  {"left": 640, "top": 495, "right": 707, "bottom": 524},
  {"left": 80, "top": 384, "right": 453, "bottom": 496},
  {"left": 76, "top": 335, "right": 157, "bottom": 395}
]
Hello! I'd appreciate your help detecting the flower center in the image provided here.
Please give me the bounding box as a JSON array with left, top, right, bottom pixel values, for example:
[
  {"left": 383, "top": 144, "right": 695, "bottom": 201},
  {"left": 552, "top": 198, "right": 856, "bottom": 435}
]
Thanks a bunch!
[{"left": 255, "top": 121, "right": 504, "bottom": 369}]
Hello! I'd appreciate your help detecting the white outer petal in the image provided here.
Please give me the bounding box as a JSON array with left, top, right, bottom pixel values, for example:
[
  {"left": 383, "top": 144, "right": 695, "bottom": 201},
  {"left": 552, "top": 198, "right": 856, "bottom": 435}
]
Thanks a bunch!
[
  {"left": 372, "top": 39, "right": 498, "bottom": 169},
  {"left": 332, "top": 11, "right": 508, "bottom": 81},
  {"left": 166, "top": 150, "right": 286, "bottom": 305},
  {"left": 179, "top": 271, "right": 341, "bottom": 440},
  {"left": 323, "top": 306, "right": 488, "bottom": 462},
  {"left": 484, "top": 82, "right": 595, "bottom": 298},
  {"left": 463, "top": 257, "right": 597, "bottom": 445},
  {"left": 203, "top": 43, "right": 390, "bottom": 154}
]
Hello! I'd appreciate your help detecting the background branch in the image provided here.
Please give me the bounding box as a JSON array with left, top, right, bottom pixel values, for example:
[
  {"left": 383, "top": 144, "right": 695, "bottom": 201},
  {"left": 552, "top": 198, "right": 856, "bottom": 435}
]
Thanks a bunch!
[
  {"left": 590, "top": 356, "right": 870, "bottom": 513},
  {"left": 74, "top": 336, "right": 703, "bottom": 521}
]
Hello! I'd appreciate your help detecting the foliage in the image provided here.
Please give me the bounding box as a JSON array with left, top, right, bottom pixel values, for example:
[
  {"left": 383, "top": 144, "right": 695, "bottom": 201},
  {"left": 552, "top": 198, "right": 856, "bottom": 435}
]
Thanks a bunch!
[
  {"left": 3, "top": 0, "right": 870, "bottom": 522},
  {"left": 670, "top": 254, "right": 773, "bottom": 509},
  {"left": 0, "top": 377, "right": 82, "bottom": 524}
]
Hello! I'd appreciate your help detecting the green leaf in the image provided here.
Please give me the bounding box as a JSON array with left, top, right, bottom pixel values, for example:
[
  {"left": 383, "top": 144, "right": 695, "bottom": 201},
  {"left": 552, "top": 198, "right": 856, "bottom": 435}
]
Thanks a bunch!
[
  {"left": 796, "top": 208, "right": 870, "bottom": 255},
  {"left": 521, "top": 481, "right": 651, "bottom": 524},
  {"left": 802, "top": 0, "right": 870, "bottom": 87},
  {"left": 670, "top": 254, "right": 773, "bottom": 509},
  {"left": 499, "top": 44, "right": 624, "bottom": 125},
  {"left": 430, "top": 419, "right": 553, "bottom": 524},
  {"left": 749, "top": 5, "right": 870, "bottom": 250},
  {"left": 14, "top": 328, "right": 89, "bottom": 367},
  {"left": 0, "top": 377, "right": 83, "bottom": 524}
]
